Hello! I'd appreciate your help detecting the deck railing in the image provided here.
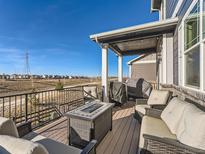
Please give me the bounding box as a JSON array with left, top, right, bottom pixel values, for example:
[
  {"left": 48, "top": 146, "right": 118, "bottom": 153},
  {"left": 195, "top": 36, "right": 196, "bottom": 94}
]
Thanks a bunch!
[{"left": 0, "top": 84, "right": 101, "bottom": 129}]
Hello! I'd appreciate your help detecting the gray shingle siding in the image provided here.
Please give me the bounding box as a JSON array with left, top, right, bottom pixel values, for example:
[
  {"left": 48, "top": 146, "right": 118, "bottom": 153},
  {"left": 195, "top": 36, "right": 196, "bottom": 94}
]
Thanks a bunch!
[
  {"left": 173, "top": 28, "right": 178, "bottom": 85},
  {"left": 177, "top": 0, "right": 192, "bottom": 18},
  {"left": 166, "top": 0, "right": 192, "bottom": 19},
  {"left": 166, "top": 0, "right": 178, "bottom": 18}
]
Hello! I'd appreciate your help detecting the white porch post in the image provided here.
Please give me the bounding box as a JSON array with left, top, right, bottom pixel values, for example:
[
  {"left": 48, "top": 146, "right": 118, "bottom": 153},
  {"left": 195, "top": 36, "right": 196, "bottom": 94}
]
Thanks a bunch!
[
  {"left": 102, "top": 44, "right": 109, "bottom": 101},
  {"left": 118, "top": 55, "right": 123, "bottom": 82},
  {"left": 128, "top": 65, "right": 131, "bottom": 78}
]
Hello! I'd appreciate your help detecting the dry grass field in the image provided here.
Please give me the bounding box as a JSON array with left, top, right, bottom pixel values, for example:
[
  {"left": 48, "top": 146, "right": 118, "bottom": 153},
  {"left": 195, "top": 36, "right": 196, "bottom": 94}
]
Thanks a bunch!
[{"left": 0, "top": 78, "right": 100, "bottom": 96}]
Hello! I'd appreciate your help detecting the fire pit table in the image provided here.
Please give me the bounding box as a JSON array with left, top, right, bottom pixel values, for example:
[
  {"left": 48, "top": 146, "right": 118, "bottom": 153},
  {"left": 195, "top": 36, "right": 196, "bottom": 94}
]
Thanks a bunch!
[{"left": 65, "top": 100, "right": 114, "bottom": 148}]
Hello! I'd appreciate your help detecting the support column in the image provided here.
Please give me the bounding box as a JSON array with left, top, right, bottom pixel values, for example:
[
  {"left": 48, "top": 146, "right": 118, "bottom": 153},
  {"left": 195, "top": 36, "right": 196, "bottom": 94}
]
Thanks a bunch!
[
  {"left": 128, "top": 65, "right": 131, "bottom": 78},
  {"left": 102, "top": 44, "right": 109, "bottom": 101},
  {"left": 118, "top": 55, "right": 123, "bottom": 82}
]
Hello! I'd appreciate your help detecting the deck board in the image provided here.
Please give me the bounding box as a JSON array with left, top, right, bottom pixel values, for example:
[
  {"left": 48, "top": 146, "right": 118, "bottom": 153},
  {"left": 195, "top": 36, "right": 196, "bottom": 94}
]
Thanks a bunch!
[{"left": 29, "top": 102, "right": 140, "bottom": 154}]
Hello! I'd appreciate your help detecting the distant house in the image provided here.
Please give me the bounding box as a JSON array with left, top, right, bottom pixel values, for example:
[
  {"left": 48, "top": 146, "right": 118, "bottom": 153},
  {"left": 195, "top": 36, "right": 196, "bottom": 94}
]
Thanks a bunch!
[
  {"left": 42, "top": 75, "right": 48, "bottom": 79},
  {"left": 10, "top": 74, "right": 18, "bottom": 79},
  {"left": 127, "top": 53, "right": 156, "bottom": 82}
]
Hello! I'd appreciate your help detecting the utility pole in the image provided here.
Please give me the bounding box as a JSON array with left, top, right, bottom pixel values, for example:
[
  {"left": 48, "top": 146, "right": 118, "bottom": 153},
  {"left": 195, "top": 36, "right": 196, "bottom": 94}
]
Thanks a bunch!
[
  {"left": 25, "top": 51, "right": 30, "bottom": 76},
  {"left": 25, "top": 51, "right": 34, "bottom": 88}
]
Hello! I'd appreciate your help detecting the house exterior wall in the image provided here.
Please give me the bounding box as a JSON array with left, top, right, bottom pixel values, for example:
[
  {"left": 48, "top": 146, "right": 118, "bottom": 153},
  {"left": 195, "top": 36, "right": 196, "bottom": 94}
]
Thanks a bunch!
[
  {"left": 129, "top": 53, "right": 156, "bottom": 82},
  {"left": 177, "top": 0, "right": 193, "bottom": 19},
  {"left": 162, "top": 0, "right": 193, "bottom": 86},
  {"left": 131, "top": 63, "right": 156, "bottom": 82},
  {"left": 161, "top": 33, "right": 174, "bottom": 84},
  {"left": 166, "top": 0, "right": 178, "bottom": 18},
  {"left": 166, "top": 33, "right": 174, "bottom": 84},
  {"left": 165, "top": 0, "right": 192, "bottom": 19},
  {"left": 173, "top": 28, "right": 178, "bottom": 85},
  {"left": 132, "top": 53, "right": 156, "bottom": 64}
]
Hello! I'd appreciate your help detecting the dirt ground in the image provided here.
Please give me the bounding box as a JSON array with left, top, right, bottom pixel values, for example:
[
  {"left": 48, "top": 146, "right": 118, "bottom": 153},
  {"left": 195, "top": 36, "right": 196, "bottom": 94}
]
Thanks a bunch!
[{"left": 0, "top": 78, "right": 100, "bottom": 96}]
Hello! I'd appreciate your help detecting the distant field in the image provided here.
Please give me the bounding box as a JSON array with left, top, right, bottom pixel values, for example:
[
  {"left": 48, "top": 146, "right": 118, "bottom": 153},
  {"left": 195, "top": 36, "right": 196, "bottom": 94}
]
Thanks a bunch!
[{"left": 0, "top": 78, "right": 100, "bottom": 96}]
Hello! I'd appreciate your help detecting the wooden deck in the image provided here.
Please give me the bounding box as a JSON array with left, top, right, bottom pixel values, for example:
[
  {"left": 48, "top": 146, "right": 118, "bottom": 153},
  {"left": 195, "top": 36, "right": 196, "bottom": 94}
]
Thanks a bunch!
[{"left": 31, "top": 102, "right": 140, "bottom": 154}]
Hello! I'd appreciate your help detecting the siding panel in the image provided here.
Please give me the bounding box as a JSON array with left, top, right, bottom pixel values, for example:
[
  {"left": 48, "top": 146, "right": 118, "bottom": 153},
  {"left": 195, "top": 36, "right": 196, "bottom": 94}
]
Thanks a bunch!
[
  {"left": 173, "top": 29, "right": 178, "bottom": 85},
  {"left": 177, "top": 0, "right": 192, "bottom": 18},
  {"left": 166, "top": 0, "right": 178, "bottom": 18},
  {"left": 131, "top": 63, "right": 156, "bottom": 82},
  {"left": 166, "top": 0, "right": 193, "bottom": 19}
]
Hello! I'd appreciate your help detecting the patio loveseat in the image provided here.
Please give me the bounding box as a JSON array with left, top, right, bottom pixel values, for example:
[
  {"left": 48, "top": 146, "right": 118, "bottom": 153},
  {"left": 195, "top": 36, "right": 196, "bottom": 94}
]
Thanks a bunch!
[
  {"left": 0, "top": 117, "right": 97, "bottom": 154},
  {"left": 138, "top": 95, "right": 205, "bottom": 154}
]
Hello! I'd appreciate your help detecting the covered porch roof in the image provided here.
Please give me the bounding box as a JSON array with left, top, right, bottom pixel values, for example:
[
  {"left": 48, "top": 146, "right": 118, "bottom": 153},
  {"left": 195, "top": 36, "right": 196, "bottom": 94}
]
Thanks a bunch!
[
  {"left": 90, "top": 17, "right": 178, "bottom": 56},
  {"left": 90, "top": 17, "right": 178, "bottom": 99}
]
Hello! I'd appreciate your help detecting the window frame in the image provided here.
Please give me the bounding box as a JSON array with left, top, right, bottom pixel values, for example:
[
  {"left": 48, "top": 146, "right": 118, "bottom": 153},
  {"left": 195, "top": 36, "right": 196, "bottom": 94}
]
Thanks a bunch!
[{"left": 180, "top": 0, "right": 205, "bottom": 91}]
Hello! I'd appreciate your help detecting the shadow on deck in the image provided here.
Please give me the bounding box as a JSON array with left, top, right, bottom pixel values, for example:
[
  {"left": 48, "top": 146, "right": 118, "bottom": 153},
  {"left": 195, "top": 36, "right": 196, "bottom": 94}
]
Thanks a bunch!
[{"left": 27, "top": 101, "right": 140, "bottom": 154}]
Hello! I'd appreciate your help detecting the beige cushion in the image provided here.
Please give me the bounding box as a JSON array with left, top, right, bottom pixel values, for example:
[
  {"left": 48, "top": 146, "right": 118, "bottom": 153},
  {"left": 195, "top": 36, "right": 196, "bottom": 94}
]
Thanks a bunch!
[
  {"left": 177, "top": 104, "right": 205, "bottom": 150},
  {"left": 139, "top": 116, "right": 176, "bottom": 149},
  {"left": 135, "top": 105, "right": 151, "bottom": 115},
  {"left": 0, "top": 135, "right": 48, "bottom": 154},
  {"left": 31, "top": 135, "right": 82, "bottom": 154},
  {"left": 161, "top": 97, "right": 187, "bottom": 134},
  {"left": 0, "top": 117, "right": 19, "bottom": 138},
  {"left": 147, "top": 90, "right": 170, "bottom": 105}
]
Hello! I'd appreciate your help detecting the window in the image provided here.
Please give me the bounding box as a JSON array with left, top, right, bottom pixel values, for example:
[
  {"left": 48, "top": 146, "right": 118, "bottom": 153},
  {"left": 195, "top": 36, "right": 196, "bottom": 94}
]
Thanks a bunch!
[
  {"left": 184, "top": 1, "right": 201, "bottom": 88},
  {"left": 184, "top": 1, "right": 200, "bottom": 50},
  {"left": 185, "top": 46, "right": 200, "bottom": 87},
  {"left": 204, "top": 42, "right": 205, "bottom": 90},
  {"left": 203, "top": 0, "right": 205, "bottom": 38},
  {"left": 203, "top": 0, "right": 205, "bottom": 90}
]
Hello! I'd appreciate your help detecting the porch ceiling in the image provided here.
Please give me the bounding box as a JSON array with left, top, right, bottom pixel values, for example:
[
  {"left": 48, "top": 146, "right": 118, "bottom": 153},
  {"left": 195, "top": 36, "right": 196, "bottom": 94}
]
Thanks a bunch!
[{"left": 90, "top": 17, "right": 178, "bottom": 56}]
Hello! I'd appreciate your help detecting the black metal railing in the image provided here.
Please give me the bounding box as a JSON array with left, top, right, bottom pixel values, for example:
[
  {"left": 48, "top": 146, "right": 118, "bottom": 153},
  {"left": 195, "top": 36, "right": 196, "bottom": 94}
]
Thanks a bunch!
[{"left": 0, "top": 84, "right": 101, "bottom": 129}]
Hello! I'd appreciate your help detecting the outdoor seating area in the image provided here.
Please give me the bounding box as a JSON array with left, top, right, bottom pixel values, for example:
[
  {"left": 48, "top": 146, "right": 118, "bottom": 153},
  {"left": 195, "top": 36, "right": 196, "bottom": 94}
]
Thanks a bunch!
[
  {"left": 136, "top": 89, "right": 205, "bottom": 153},
  {"left": 1, "top": 0, "right": 205, "bottom": 153},
  {"left": 0, "top": 82, "right": 205, "bottom": 154},
  {"left": 0, "top": 98, "right": 140, "bottom": 154}
]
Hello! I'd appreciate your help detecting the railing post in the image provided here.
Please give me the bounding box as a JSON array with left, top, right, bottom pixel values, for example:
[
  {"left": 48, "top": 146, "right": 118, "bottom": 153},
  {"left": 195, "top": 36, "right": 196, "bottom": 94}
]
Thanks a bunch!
[
  {"left": 25, "top": 94, "right": 28, "bottom": 122},
  {"left": 82, "top": 86, "right": 85, "bottom": 104}
]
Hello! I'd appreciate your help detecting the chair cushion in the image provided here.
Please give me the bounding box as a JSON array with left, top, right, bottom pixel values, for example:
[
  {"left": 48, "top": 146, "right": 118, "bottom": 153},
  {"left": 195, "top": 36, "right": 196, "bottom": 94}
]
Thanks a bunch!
[
  {"left": 139, "top": 116, "right": 176, "bottom": 149},
  {"left": 177, "top": 104, "right": 205, "bottom": 150},
  {"left": 31, "top": 135, "right": 82, "bottom": 154},
  {"left": 161, "top": 97, "right": 187, "bottom": 134},
  {"left": 135, "top": 105, "right": 151, "bottom": 115},
  {"left": 0, "top": 117, "right": 19, "bottom": 138},
  {"left": 147, "top": 90, "right": 170, "bottom": 105},
  {"left": 0, "top": 135, "right": 48, "bottom": 154}
]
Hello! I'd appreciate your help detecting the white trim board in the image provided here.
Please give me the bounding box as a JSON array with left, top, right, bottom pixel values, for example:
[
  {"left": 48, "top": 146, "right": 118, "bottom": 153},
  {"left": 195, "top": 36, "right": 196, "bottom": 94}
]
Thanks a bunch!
[
  {"left": 90, "top": 18, "right": 178, "bottom": 40},
  {"left": 132, "top": 60, "right": 156, "bottom": 65},
  {"left": 127, "top": 55, "right": 144, "bottom": 65},
  {"left": 172, "top": 0, "right": 184, "bottom": 18}
]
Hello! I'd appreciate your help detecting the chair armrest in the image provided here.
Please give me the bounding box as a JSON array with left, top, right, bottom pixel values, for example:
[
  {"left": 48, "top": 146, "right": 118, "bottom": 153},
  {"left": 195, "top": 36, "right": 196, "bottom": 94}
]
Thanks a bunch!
[
  {"left": 145, "top": 108, "right": 162, "bottom": 119},
  {"left": 143, "top": 134, "right": 205, "bottom": 154},
  {"left": 81, "top": 140, "right": 97, "bottom": 154},
  {"left": 136, "top": 99, "right": 148, "bottom": 105},
  {"left": 0, "top": 117, "right": 19, "bottom": 138},
  {"left": 17, "top": 121, "right": 32, "bottom": 137},
  {"left": 151, "top": 104, "right": 166, "bottom": 110}
]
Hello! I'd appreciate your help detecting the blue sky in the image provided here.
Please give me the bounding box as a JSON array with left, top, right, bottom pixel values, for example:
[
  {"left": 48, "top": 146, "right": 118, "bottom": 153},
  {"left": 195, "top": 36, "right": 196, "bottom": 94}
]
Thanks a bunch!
[{"left": 0, "top": 0, "right": 158, "bottom": 76}]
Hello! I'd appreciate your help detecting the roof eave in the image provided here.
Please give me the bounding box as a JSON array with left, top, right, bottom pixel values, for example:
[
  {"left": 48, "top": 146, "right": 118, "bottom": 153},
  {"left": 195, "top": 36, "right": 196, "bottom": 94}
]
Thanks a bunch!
[{"left": 89, "top": 17, "right": 178, "bottom": 42}]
